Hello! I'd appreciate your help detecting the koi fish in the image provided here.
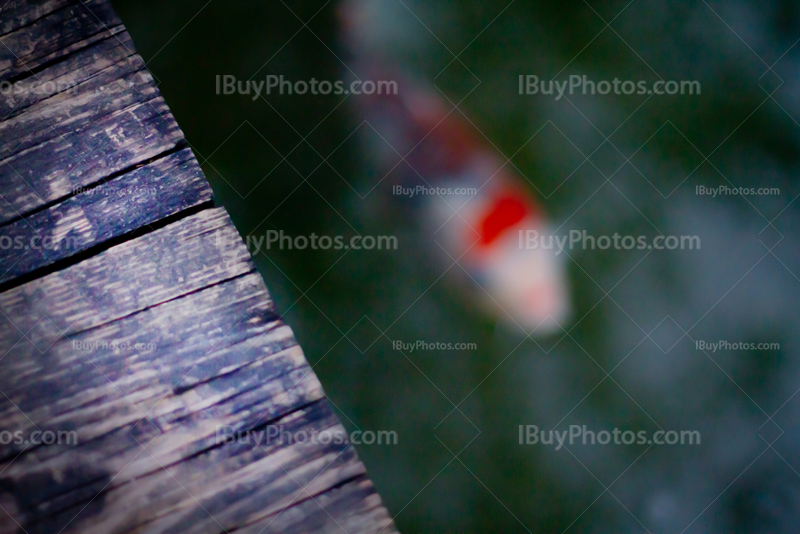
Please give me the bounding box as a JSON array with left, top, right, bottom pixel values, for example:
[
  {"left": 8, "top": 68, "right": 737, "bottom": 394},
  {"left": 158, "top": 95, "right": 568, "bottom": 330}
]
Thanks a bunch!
[{"left": 341, "top": 1, "right": 570, "bottom": 334}]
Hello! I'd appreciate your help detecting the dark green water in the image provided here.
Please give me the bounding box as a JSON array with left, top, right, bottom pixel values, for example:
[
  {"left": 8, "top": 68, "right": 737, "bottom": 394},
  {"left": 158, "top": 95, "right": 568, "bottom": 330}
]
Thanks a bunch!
[{"left": 113, "top": 1, "right": 800, "bottom": 531}]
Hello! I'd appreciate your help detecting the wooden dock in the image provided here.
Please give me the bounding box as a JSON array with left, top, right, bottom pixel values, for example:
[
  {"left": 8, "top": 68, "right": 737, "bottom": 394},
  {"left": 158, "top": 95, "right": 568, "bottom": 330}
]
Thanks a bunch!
[{"left": 0, "top": 1, "right": 397, "bottom": 532}]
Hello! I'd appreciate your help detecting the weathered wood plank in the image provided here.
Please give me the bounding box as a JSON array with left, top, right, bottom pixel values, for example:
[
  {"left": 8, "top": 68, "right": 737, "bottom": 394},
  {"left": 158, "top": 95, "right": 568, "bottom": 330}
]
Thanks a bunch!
[
  {"left": 0, "top": 1, "right": 398, "bottom": 532},
  {"left": 0, "top": 147, "right": 212, "bottom": 284},
  {"left": 0, "top": 30, "right": 135, "bottom": 120},
  {"left": 0, "top": 271, "right": 285, "bottom": 443},
  {"left": 0, "top": 261, "right": 394, "bottom": 533},
  {"left": 0, "top": 271, "right": 320, "bottom": 497},
  {"left": 0, "top": 0, "right": 76, "bottom": 36},
  {"left": 0, "top": 54, "right": 155, "bottom": 158},
  {"left": 0, "top": 95, "right": 184, "bottom": 224},
  {"left": 2, "top": 401, "right": 373, "bottom": 534},
  {"left": 240, "top": 477, "right": 396, "bottom": 534},
  {"left": 0, "top": 0, "right": 121, "bottom": 81},
  {"left": 0, "top": 208, "right": 250, "bottom": 347}
]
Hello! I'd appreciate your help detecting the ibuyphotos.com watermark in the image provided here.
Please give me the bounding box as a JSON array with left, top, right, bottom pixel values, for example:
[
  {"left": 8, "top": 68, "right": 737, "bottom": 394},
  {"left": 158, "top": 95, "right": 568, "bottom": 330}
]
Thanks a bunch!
[
  {"left": 1, "top": 77, "right": 134, "bottom": 100},
  {"left": 392, "top": 185, "right": 478, "bottom": 198},
  {"left": 696, "top": 185, "right": 780, "bottom": 197},
  {"left": 244, "top": 231, "right": 398, "bottom": 252},
  {"left": 0, "top": 430, "right": 78, "bottom": 446},
  {"left": 1, "top": 78, "right": 79, "bottom": 98},
  {"left": 72, "top": 340, "right": 157, "bottom": 352},
  {"left": 216, "top": 75, "right": 398, "bottom": 100},
  {"left": 216, "top": 425, "right": 398, "bottom": 446},
  {"left": 519, "top": 230, "right": 700, "bottom": 255},
  {"left": 519, "top": 75, "right": 700, "bottom": 100},
  {"left": 0, "top": 235, "right": 82, "bottom": 252},
  {"left": 392, "top": 340, "right": 477, "bottom": 352},
  {"left": 696, "top": 340, "right": 780, "bottom": 352},
  {"left": 71, "top": 183, "right": 158, "bottom": 197},
  {"left": 519, "top": 425, "right": 701, "bottom": 450}
]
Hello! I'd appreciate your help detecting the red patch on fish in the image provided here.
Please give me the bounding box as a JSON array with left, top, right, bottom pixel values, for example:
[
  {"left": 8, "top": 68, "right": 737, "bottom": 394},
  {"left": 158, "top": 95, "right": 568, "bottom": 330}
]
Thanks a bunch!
[{"left": 478, "top": 194, "right": 529, "bottom": 247}]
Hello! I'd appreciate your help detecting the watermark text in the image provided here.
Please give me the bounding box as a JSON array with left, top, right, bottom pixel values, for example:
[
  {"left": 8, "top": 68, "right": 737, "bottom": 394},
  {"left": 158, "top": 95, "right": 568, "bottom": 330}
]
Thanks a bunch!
[
  {"left": 216, "top": 425, "right": 398, "bottom": 446},
  {"left": 696, "top": 340, "right": 779, "bottom": 352},
  {"left": 519, "top": 425, "right": 701, "bottom": 450},
  {"left": 519, "top": 230, "right": 700, "bottom": 255},
  {"left": 519, "top": 75, "right": 700, "bottom": 100},
  {"left": 392, "top": 340, "right": 477, "bottom": 352},
  {"left": 216, "top": 75, "right": 398, "bottom": 99}
]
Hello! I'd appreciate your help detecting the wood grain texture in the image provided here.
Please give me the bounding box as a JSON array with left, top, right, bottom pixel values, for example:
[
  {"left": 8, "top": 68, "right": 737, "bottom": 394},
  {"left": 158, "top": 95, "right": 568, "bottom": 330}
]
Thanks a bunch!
[
  {"left": 0, "top": 30, "right": 135, "bottom": 120},
  {"left": 0, "top": 147, "right": 212, "bottom": 285},
  {"left": 0, "top": 1, "right": 397, "bottom": 533},
  {"left": 0, "top": 95, "right": 184, "bottom": 224},
  {"left": 0, "top": 53, "right": 153, "bottom": 158},
  {"left": 0, "top": 0, "right": 77, "bottom": 36},
  {"left": 0, "top": 0, "right": 121, "bottom": 81},
  {"left": 0, "top": 210, "right": 397, "bottom": 534},
  {"left": 0, "top": 208, "right": 252, "bottom": 341}
]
